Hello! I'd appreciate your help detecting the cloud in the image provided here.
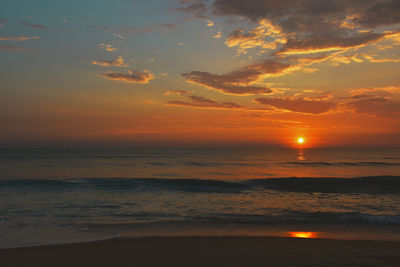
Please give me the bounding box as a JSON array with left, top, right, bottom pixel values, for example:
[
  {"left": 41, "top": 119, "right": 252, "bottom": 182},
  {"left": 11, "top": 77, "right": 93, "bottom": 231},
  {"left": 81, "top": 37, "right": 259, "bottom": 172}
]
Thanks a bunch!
[
  {"left": 180, "top": 0, "right": 400, "bottom": 56},
  {"left": 164, "top": 89, "right": 190, "bottom": 96},
  {"left": 347, "top": 97, "right": 400, "bottom": 118},
  {"left": 183, "top": 71, "right": 272, "bottom": 95},
  {"left": 210, "top": 0, "right": 393, "bottom": 31},
  {"left": 278, "top": 32, "right": 385, "bottom": 55},
  {"left": 20, "top": 21, "right": 46, "bottom": 30},
  {"left": 182, "top": 59, "right": 292, "bottom": 95},
  {"left": 113, "top": 33, "right": 126, "bottom": 40},
  {"left": 225, "top": 19, "right": 284, "bottom": 53},
  {"left": 254, "top": 97, "right": 337, "bottom": 114},
  {"left": 160, "top": 23, "right": 178, "bottom": 29},
  {"left": 0, "top": 18, "right": 6, "bottom": 28},
  {"left": 350, "top": 86, "right": 400, "bottom": 96},
  {"left": 354, "top": 0, "right": 400, "bottom": 28},
  {"left": 176, "top": 0, "right": 208, "bottom": 17},
  {"left": 101, "top": 23, "right": 178, "bottom": 36},
  {"left": 0, "top": 45, "right": 24, "bottom": 51},
  {"left": 101, "top": 70, "right": 154, "bottom": 84},
  {"left": 0, "top": 36, "right": 40, "bottom": 41},
  {"left": 168, "top": 94, "right": 243, "bottom": 110},
  {"left": 99, "top": 43, "right": 117, "bottom": 52},
  {"left": 92, "top": 56, "right": 126, "bottom": 67}
]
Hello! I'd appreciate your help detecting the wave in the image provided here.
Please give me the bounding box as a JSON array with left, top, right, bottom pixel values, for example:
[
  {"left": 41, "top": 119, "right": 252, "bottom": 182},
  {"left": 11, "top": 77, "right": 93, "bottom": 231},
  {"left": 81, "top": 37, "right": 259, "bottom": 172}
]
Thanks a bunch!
[
  {"left": 87, "top": 211, "right": 400, "bottom": 226},
  {"left": 246, "top": 176, "right": 400, "bottom": 194},
  {"left": 1, "top": 176, "right": 400, "bottom": 194},
  {"left": 0, "top": 178, "right": 246, "bottom": 193},
  {"left": 283, "top": 161, "right": 400, "bottom": 167}
]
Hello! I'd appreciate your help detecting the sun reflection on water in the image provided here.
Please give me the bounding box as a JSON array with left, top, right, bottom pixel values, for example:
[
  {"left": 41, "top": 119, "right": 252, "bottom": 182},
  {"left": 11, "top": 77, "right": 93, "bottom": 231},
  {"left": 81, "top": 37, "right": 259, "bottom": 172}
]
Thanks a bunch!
[
  {"left": 289, "top": 232, "right": 319, "bottom": 238},
  {"left": 297, "top": 149, "right": 306, "bottom": 161}
]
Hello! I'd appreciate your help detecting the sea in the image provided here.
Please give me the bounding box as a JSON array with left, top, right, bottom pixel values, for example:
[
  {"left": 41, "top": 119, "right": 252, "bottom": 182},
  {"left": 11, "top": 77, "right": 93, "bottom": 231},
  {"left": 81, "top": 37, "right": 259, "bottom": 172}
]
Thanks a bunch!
[{"left": 1, "top": 146, "right": 400, "bottom": 248}]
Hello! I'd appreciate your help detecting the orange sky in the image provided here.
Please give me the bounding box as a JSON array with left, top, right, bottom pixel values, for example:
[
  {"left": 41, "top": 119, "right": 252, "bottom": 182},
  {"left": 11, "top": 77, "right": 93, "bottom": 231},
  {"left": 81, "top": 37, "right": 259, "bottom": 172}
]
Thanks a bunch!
[{"left": 1, "top": 0, "right": 400, "bottom": 147}]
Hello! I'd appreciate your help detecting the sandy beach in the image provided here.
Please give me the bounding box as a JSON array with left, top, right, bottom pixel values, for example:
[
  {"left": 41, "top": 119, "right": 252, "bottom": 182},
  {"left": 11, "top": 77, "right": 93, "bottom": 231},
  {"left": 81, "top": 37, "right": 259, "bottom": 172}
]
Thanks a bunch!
[{"left": 1, "top": 236, "right": 400, "bottom": 267}]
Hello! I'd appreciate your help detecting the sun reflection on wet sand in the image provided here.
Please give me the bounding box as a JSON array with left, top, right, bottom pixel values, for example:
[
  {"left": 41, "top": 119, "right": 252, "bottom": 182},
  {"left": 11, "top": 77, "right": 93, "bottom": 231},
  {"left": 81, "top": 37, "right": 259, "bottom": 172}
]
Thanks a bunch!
[{"left": 289, "top": 232, "right": 319, "bottom": 238}]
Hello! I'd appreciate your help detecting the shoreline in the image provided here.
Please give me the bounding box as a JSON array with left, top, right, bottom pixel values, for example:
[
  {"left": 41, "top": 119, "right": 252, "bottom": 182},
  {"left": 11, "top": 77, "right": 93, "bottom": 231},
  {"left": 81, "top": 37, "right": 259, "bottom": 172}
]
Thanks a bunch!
[{"left": 1, "top": 236, "right": 400, "bottom": 266}]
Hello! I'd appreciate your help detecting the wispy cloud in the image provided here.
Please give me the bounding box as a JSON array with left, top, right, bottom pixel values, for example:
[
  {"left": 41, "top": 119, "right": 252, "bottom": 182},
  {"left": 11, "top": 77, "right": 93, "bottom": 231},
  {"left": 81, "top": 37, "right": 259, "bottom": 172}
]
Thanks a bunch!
[
  {"left": 168, "top": 94, "right": 243, "bottom": 110},
  {"left": 0, "top": 18, "right": 6, "bottom": 28},
  {"left": 20, "top": 21, "right": 46, "bottom": 30},
  {"left": 101, "top": 70, "right": 154, "bottom": 84},
  {"left": 278, "top": 32, "right": 385, "bottom": 55},
  {"left": 101, "top": 23, "right": 178, "bottom": 36},
  {"left": 0, "top": 36, "right": 40, "bottom": 41},
  {"left": 182, "top": 59, "right": 293, "bottom": 95},
  {"left": 0, "top": 45, "right": 24, "bottom": 51},
  {"left": 113, "top": 33, "right": 126, "bottom": 40},
  {"left": 347, "top": 97, "right": 400, "bottom": 118},
  {"left": 164, "top": 89, "right": 190, "bottom": 96},
  {"left": 99, "top": 43, "right": 117, "bottom": 52},
  {"left": 254, "top": 97, "right": 338, "bottom": 114},
  {"left": 92, "top": 56, "right": 126, "bottom": 67}
]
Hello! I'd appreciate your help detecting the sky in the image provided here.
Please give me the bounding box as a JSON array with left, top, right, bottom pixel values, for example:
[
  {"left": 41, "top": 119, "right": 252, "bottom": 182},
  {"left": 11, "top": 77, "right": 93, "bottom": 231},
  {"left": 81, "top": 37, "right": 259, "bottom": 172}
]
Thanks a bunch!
[{"left": 1, "top": 0, "right": 400, "bottom": 147}]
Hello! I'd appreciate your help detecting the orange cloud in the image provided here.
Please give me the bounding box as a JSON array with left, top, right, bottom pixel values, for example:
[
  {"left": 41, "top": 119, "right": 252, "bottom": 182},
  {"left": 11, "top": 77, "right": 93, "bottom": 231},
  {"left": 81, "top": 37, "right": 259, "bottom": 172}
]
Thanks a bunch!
[
  {"left": 164, "top": 90, "right": 189, "bottom": 96},
  {"left": 92, "top": 56, "right": 126, "bottom": 67},
  {"left": 278, "top": 32, "right": 385, "bottom": 55},
  {"left": 99, "top": 43, "right": 117, "bottom": 52},
  {"left": 101, "top": 70, "right": 154, "bottom": 84},
  {"left": 225, "top": 19, "right": 284, "bottom": 54},
  {"left": 255, "top": 97, "right": 337, "bottom": 114}
]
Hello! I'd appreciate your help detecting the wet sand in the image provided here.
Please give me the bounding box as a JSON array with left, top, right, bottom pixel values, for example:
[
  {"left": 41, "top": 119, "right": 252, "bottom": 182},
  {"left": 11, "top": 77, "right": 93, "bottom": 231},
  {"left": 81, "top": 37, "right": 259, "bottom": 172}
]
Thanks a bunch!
[{"left": 1, "top": 236, "right": 400, "bottom": 267}]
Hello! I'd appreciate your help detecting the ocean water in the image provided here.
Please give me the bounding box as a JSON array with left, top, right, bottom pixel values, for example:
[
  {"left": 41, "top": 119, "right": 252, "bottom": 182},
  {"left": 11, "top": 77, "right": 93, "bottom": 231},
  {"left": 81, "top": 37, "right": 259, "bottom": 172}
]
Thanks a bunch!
[{"left": 1, "top": 147, "right": 400, "bottom": 248}]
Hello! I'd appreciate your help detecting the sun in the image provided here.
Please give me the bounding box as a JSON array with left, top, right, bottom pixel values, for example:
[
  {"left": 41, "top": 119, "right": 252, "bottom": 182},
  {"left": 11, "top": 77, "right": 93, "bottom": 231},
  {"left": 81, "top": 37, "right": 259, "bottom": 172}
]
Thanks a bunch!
[{"left": 297, "top": 137, "right": 305, "bottom": 144}]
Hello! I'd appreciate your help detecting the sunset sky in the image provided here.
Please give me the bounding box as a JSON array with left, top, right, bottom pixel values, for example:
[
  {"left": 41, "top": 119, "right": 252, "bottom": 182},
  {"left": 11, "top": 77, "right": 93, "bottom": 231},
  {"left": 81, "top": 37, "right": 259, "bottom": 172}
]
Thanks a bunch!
[{"left": 1, "top": 0, "right": 400, "bottom": 147}]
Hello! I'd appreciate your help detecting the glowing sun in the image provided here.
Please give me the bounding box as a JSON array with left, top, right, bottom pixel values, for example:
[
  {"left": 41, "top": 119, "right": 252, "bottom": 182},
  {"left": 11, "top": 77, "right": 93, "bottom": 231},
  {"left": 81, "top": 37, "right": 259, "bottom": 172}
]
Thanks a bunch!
[
  {"left": 289, "top": 232, "right": 318, "bottom": 238},
  {"left": 297, "top": 137, "right": 305, "bottom": 144}
]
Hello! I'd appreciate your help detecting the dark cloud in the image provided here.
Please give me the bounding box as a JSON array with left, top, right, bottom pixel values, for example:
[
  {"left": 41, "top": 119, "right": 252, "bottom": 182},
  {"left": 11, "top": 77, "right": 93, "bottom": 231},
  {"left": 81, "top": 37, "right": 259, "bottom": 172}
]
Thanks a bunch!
[
  {"left": 101, "top": 70, "right": 154, "bottom": 84},
  {"left": 168, "top": 94, "right": 243, "bottom": 109},
  {"left": 355, "top": 0, "right": 400, "bottom": 28},
  {"left": 182, "top": 71, "right": 272, "bottom": 95},
  {"left": 182, "top": 59, "right": 291, "bottom": 95},
  {"left": 176, "top": 0, "right": 400, "bottom": 99},
  {"left": 0, "top": 45, "right": 24, "bottom": 51},
  {"left": 182, "top": 1, "right": 400, "bottom": 54},
  {"left": 347, "top": 97, "right": 400, "bottom": 118},
  {"left": 20, "top": 21, "right": 46, "bottom": 30},
  {"left": 254, "top": 97, "right": 337, "bottom": 114},
  {"left": 211, "top": 0, "right": 379, "bottom": 28},
  {"left": 278, "top": 32, "right": 384, "bottom": 54},
  {"left": 176, "top": 0, "right": 208, "bottom": 16}
]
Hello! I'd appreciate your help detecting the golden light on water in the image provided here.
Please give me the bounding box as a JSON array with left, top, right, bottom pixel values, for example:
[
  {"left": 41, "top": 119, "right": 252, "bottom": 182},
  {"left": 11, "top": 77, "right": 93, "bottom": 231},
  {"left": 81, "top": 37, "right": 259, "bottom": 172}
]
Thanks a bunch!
[
  {"left": 289, "top": 232, "right": 318, "bottom": 238},
  {"left": 297, "top": 137, "right": 305, "bottom": 144}
]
